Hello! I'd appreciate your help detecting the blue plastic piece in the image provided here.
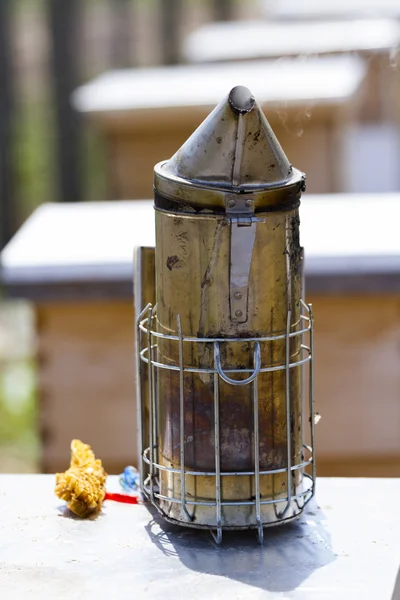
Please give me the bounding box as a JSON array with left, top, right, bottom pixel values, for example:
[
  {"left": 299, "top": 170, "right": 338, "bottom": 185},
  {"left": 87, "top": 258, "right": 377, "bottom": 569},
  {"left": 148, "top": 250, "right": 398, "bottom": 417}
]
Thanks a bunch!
[{"left": 119, "top": 466, "right": 140, "bottom": 493}]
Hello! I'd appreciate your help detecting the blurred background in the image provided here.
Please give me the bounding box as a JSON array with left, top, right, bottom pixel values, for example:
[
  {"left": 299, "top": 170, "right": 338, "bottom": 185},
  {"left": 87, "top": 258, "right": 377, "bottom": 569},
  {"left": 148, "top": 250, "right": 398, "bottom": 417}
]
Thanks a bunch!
[
  {"left": 2, "top": 0, "right": 250, "bottom": 472},
  {"left": 0, "top": 0, "right": 399, "bottom": 474}
]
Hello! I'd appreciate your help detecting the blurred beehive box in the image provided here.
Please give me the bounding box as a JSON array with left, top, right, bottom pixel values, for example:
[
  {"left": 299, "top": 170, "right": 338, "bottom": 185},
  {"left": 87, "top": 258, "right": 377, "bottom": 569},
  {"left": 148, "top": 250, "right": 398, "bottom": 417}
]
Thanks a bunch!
[
  {"left": 183, "top": 18, "right": 400, "bottom": 192},
  {"left": 1, "top": 195, "right": 400, "bottom": 477},
  {"left": 184, "top": 19, "right": 400, "bottom": 119},
  {"left": 73, "top": 56, "right": 366, "bottom": 198},
  {"left": 262, "top": 0, "right": 400, "bottom": 22}
]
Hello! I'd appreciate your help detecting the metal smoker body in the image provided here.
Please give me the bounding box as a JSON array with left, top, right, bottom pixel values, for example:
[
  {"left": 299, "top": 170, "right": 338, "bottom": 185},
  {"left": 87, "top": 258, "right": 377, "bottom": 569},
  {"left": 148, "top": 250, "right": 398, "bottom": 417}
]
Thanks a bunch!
[{"left": 137, "top": 86, "right": 315, "bottom": 543}]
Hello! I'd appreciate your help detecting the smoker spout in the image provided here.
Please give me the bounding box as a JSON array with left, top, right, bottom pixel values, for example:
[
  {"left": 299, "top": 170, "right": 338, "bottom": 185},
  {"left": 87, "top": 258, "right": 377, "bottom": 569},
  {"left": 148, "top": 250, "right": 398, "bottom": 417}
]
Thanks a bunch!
[{"left": 154, "top": 85, "right": 305, "bottom": 209}]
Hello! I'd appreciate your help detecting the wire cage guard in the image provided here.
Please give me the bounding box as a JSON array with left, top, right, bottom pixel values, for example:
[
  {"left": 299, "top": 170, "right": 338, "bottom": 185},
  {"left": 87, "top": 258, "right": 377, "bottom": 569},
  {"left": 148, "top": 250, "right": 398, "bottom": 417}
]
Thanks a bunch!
[{"left": 136, "top": 300, "right": 315, "bottom": 545}]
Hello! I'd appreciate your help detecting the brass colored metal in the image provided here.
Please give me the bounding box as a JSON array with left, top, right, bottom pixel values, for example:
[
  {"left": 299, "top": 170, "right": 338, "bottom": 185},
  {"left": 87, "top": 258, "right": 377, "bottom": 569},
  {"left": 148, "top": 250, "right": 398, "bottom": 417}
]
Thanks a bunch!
[
  {"left": 137, "top": 86, "right": 314, "bottom": 541},
  {"left": 155, "top": 208, "right": 303, "bottom": 528}
]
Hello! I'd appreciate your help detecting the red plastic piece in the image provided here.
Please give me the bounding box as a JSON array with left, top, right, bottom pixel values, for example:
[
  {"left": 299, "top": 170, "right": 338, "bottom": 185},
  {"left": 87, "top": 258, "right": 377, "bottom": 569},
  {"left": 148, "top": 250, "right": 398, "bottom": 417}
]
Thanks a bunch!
[{"left": 104, "top": 492, "right": 140, "bottom": 505}]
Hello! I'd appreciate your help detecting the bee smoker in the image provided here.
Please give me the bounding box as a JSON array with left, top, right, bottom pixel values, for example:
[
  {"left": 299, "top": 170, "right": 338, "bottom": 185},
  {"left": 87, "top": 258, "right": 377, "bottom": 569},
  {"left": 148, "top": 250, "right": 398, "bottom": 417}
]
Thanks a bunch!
[{"left": 136, "top": 86, "right": 315, "bottom": 544}]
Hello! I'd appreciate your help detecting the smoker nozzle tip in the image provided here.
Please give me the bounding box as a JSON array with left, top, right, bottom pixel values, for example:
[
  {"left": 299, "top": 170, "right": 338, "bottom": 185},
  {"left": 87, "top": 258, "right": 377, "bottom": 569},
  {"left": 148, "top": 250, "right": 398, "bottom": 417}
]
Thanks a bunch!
[{"left": 228, "top": 86, "right": 255, "bottom": 114}]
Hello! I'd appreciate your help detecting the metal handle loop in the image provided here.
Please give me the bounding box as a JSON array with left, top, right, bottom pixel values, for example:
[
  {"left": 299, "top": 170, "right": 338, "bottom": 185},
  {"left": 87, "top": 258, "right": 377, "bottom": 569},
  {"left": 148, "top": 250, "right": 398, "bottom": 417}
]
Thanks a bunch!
[{"left": 214, "top": 342, "right": 261, "bottom": 386}]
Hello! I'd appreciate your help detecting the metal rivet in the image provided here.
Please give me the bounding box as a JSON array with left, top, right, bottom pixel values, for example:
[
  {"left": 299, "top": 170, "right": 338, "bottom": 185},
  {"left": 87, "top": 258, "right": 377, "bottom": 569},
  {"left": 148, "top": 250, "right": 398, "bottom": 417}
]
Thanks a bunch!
[
  {"left": 235, "top": 309, "right": 243, "bottom": 317},
  {"left": 227, "top": 199, "right": 236, "bottom": 208},
  {"left": 245, "top": 199, "right": 253, "bottom": 207},
  {"left": 234, "top": 292, "right": 242, "bottom": 300}
]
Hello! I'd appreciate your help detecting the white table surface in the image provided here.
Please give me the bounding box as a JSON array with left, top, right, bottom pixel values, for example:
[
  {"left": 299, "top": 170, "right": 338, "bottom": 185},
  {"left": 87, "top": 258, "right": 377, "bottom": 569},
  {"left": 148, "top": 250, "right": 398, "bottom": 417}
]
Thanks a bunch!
[
  {"left": 72, "top": 56, "right": 365, "bottom": 118},
  {"left": 184, "top": 18, "right": 400, "bottom": 63},
  {"left": 1, "top": 195, "right": 400, "bottom": 298},
  {"left": 0, "top": 475, "right": 399, "bottom": 599}
]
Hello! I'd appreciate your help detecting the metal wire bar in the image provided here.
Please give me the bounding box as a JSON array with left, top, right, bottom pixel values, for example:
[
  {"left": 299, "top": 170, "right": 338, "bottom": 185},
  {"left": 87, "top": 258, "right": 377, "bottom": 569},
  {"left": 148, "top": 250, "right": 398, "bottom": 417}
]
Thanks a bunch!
[
  {"left": 140, "top": 347, "right": 311, "bottom": 374},
  {"left": 140, "top": 317, "right": 311, "bottom": 343},
  {"left": 253, "top": 370, "right": 263, "bottom": 544},
  {"left": 177, "top": 314, "right": 193, "bottom": 522},
  {"left": 279, "top": 310, "right": 292, "bottom": 519},
  {"left": 142, "top": 445, "right": 313, "bottom": 477},
  {"left": 213, "top": 350, "right": 222, "bottom": 545},
  {"left": 151, "top": 308, "right": 159, "bottom": 491},
  {"left": 300, "top": 299, "right": 310, "bottom": 312},
  {"left": 144, "top": 476, "right": 314, "bottom": 509},
  {"left": 147, "top": 306, "right": 155, "bottom": 501},
  {"left": 301, "top": 336, "right": 306, "bottom": 466},
  {"left": 136, "top": 303, "right": 152, "bottom": 491},
  {"left": 309, "top": 304, "right": 316, "bottom": 495}
]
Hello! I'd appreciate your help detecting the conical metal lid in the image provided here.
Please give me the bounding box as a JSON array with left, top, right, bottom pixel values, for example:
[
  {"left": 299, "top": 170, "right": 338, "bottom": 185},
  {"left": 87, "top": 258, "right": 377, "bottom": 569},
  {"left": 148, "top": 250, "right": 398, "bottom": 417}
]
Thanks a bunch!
[{"left": 154, "top": 86, "right": 305, "bottom": 211}]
